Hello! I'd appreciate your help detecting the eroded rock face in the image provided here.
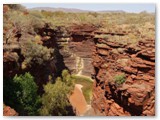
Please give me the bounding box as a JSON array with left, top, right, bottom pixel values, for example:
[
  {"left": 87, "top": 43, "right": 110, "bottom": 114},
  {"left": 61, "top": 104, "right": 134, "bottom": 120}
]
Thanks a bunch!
[
  {"left": 56, "top": 24, "right": 96, "bottom": 77},
  {"left": 92, "top": 28, "right": 155, "bottom": 116},
  {"left": 3, "top": 105, "right": 18, "bottom": 116}
]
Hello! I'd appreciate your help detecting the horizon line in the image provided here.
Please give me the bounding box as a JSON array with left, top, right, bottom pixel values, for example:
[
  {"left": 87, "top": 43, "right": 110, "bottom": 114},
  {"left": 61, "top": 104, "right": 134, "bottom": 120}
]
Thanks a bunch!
[{"left": 21, "top": 3, "right": 155, "bottom": 13}]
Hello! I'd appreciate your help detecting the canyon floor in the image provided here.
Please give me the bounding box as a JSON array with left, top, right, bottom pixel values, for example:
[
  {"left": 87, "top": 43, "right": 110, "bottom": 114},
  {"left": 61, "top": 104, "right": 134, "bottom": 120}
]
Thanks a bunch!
[{"left": 69, "top": 84, "right": 88, "bottom": 116}]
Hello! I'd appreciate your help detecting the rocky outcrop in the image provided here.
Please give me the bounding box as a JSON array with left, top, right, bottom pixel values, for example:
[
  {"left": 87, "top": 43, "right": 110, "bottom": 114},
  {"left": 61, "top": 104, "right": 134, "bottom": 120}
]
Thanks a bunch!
[
  {"left": 92, "top": 26, "right": 155, "bottom": 116},
  {"left": 3, "top": 105, "right": 18, "bottom": 116}
]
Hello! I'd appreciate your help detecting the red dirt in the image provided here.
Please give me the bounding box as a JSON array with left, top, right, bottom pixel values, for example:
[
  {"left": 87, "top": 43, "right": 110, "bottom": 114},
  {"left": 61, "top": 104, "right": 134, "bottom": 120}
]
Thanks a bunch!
[{"left": 69, "top": 84, "right": 88, "bottom": 116}]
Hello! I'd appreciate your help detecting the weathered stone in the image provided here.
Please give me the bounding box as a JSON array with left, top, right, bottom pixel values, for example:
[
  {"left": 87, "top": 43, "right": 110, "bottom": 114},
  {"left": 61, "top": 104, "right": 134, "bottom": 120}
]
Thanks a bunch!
[
  {"left": 3, "top": 105, "right": 18, "bottom": 116},
  {"left": 97, "top": 49, "right": 108, "bottom": 56},
  {"left": 92, "top": 29, "right": 155, "bottom": 116}
]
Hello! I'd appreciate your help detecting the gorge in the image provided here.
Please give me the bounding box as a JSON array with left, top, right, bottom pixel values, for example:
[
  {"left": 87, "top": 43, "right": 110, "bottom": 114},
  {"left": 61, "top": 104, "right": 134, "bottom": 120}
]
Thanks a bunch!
[{"left": 3, "top": 4, "right": 155, "bottom": 116}]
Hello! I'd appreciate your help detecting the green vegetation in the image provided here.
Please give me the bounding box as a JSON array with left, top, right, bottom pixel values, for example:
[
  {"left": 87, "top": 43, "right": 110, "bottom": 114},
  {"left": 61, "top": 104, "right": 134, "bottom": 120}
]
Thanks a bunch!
[
  {"left": 29, "top": 6, "right": 155, "bottom": 32},
  {"left": 61, "top": 69, "right": 75, "bottom": 87},
  {"left": 71, "top": 75, "right": 93, "bottom": 104},
  {"left": 3, "top": 76, "right": 19, "bottom": 110},
  {"left": 21, "top": 40, "right": 54, "bottom": 68},
  {"left": 40, "top": 80, "right": 71, "bottom": 115},
  {"left": 40, "top": 70, "right": 74, "bottom": 116},
  {"left": 4, "top": 73, "right": 41, "bottom": 115},
  {"left": 13, "top": 73, "right": 41, "bottom": 115},
  {"left": 114, "top": 73, "right": 126, "bottom": 85}
]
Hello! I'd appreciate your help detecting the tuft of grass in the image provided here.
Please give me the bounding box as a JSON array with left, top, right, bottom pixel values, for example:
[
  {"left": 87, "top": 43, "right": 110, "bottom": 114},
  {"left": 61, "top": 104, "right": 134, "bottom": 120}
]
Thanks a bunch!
[
  {"left": 71, "top": 75, "right": 93, "bottom": 104},
  {"left": 114, "top": 73, "right": 126, "bottom": 85}
]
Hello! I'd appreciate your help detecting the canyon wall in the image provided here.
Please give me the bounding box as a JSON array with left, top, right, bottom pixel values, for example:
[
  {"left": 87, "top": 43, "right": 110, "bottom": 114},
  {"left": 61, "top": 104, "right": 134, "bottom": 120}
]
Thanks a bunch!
[
  {"left": 55, "top": 24, "right": 96, "bottom": 77},
  {"left": 56, "top": 24, "right": 155, "bottom": 116},
  {"left": 3, "top": 23, "right": 155, "bottom": 116},
  {"left": 91, "top": 27, "right": 155, "bottom": 116}
]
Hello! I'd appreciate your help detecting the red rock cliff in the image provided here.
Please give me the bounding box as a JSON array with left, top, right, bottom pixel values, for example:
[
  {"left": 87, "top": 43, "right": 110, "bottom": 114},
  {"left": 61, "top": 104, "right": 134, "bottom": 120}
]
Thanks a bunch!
[{"left": 91, "top": 24, "right": 155, "bottom": 116}]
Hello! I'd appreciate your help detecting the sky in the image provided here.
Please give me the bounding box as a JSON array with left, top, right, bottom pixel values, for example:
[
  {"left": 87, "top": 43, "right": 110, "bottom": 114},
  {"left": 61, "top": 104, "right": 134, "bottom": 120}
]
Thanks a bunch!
[{"left": 22, "top": 3, "right": 155, "bottom": 13}]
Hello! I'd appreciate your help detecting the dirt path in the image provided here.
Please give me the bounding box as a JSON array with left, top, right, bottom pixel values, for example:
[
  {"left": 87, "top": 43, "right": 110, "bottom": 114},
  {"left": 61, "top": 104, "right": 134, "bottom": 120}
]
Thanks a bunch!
[
  {"left": 75, "top": 56, "right": 84, "bottom": 75},
  {"left": 69, "top": 84, "right": 88, "bottom": 116}
]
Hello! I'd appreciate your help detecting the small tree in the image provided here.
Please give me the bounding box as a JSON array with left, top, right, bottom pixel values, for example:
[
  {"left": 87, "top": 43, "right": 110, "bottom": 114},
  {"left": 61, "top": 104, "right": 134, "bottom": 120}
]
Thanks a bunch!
[
  {"left": 62, "top": 69, "right": 75, "bottom": 89},
  {"left": 13, "top": 72, "right": 41, "bottom": 115},
  {"left": 40, "top": 80, "right": 71, "bottom": 116},
  {"left": 40, "top": 69, "right": 74, "bottom": 116}
]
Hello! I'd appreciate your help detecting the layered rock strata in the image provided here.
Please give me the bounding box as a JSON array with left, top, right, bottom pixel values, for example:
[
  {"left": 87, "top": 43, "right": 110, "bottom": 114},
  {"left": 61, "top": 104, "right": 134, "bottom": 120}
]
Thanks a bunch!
[{"left": 92, "top": 29, "right": 155, "bottom": 116}]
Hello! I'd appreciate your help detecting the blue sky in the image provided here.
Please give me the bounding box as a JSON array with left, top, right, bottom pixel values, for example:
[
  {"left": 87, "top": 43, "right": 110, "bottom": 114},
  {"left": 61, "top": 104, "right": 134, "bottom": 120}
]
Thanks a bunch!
[{"left": 22, "top": 3, "right": 155, "bottom": 13}]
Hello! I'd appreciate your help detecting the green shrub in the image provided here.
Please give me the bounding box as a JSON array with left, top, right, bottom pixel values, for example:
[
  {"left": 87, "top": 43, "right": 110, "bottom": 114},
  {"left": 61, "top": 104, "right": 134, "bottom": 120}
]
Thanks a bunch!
[
  {"left": 62, "top": 69, "right": 70, "bottom": 82},
  {"left": 62, "top": 69, "right": 75, "bottom": 88},
  {"left": 21, "top": 41, "right": 54, "bottom": 68},
  {"left": 114, "top": 73, "right": 126, "bottom": 85},
  {"left": 13, "top": 72, "right": 41, "bottom": 115},
  {"left": 40, "top": 80, "right": 70, "bottom": 116},
  {"left": 40, "top": 69, "right": 74, "bottom": 116}
]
